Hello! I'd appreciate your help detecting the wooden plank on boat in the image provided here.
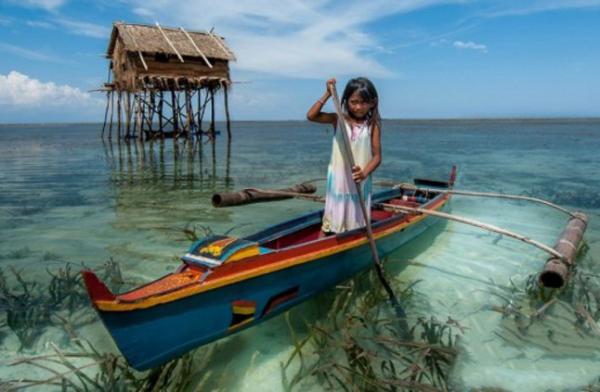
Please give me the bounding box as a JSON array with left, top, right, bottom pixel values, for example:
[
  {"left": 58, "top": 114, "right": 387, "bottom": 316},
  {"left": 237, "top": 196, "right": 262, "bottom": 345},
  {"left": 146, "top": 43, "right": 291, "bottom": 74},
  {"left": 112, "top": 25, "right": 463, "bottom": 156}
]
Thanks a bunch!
[{"left": 212, "top": 183, "right": 317, "bottom": 207}]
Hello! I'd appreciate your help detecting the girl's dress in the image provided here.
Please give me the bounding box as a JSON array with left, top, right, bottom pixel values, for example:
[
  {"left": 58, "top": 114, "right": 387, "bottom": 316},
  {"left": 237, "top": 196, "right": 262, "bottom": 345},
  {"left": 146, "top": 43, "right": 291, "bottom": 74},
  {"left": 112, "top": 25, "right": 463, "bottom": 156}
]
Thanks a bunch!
[{"left": 322, "top": 120, "right": 373, "bottom": 233}]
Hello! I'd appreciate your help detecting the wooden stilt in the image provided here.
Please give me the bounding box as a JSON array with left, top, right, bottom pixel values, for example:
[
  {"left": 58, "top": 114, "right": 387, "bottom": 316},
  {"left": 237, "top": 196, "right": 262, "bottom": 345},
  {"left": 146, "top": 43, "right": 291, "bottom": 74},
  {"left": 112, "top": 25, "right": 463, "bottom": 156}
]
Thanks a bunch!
[
  {"left": 197, "top": 89, "right": 203, "bottom": 142},
  {"left": 141, "top": 93, "right": 148, "bottom": 142},
  {"left": 131, "top": 94, "right": 138, "bottom": 138},
  {"left": 158, "top": 91, "right": 164, "bottom": 136},
  {"left": 171, "top": 90, "right": 179, "bottom": 138},
  {"left": 117, "top": 92, "right": 122, "bottom": 140},
  {"left": 125, "top": 92, "right": 132, "bottom": 139},
  {"left": 101, "top": 91, "right": 110, "bottom": 139},
  {"left": 210, "top": 87, "right": 215, "bottom": 142},
  {"left": 108, "top": 90, "right": 115, "bottom": 140},
  {"left": 223, "top": 82, "right": 232, "bottom": 143},
  {"left": 210, "top": 87, "right": 216, "bottom": 164},
  {"left": 185, "top": 89, "right": 193, "bottom": 139},
  {"left": 137, "top": 92, "right": 144, "bottom": 137},
  {"left": 148, "top": 92, "right": 155, "bottom": 134},
  {"left": 225, "top": 138, "right": 232, "bottom": 187}
]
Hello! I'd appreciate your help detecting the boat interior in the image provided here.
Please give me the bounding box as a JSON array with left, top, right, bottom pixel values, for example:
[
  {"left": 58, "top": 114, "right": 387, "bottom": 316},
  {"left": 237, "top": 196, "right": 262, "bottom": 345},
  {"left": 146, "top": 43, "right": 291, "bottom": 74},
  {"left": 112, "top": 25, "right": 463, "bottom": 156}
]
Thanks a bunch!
[
  {"left": 246, "top": 187, "right": 443, "bottom": 251},
  {"left": 178, "top": 182, "right": 450, "bottom": 272}
]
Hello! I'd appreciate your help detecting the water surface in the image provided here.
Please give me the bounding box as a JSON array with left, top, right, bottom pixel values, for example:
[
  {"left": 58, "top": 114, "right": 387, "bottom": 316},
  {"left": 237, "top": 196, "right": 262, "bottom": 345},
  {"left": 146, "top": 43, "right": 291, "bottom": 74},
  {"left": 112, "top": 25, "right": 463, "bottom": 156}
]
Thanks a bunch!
[{"left": 0, "top": 119, "right": 599, "bottom": 390}]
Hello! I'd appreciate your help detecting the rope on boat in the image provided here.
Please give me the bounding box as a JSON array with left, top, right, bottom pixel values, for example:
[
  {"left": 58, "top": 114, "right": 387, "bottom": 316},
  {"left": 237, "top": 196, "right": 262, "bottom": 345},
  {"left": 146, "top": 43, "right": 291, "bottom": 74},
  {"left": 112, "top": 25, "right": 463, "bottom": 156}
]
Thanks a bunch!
[
  {"left": 377, "top": 181, "right": 577, "bottom": 218},
  {"left": 377, "top": 202, "right": 566, "bottom": 262}
]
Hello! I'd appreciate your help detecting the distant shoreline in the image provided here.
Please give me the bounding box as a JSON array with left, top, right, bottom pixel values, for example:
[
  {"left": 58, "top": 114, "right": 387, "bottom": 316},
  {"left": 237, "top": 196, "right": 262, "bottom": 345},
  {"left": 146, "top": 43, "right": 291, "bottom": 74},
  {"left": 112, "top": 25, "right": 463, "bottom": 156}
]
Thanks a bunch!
[{"left": 1, "top": 117, "right": 599, "bottom": 127}]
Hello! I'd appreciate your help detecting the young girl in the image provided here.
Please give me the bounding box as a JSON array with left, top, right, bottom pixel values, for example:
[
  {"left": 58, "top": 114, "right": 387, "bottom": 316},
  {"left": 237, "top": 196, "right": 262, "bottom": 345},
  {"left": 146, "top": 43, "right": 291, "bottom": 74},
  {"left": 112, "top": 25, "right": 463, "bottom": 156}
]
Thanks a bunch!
[{"left": 306, "top": 77, "right": 382, "bottom": 234}]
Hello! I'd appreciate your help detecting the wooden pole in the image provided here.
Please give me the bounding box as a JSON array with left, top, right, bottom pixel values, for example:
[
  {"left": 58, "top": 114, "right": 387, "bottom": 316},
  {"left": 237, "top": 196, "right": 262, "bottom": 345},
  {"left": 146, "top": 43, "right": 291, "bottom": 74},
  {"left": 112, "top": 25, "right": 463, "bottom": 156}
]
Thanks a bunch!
[
  {"left": 125, "top": 92, "right": 132, "bottom": 139},
  {"left": 132, "top": 93, "right": 138, "bottom": 138},
  {"left": 138, "top": 91, "right": 144, "bottom": 137},
  {"left": 223, "top": 82, "right": 232, "bottom": 143},
  {"left": 185, "top": 89, "right": 193, "bottom": 139},
  {"left": 141, "top": 92, "right": 148, "bottom": 142},
  {"left": 158, "top": 91, "right": 164, "bottom": 135},
  {"left": 197, "top": 89, "right": 203, "bottom": 142},
  {"left": 212, "top": 184, "right": 319, "bottom": 207},
  {"left": 210, "top": 87, "right": 216, "bottom": 161},
  {"left": 171, "top": 90, "right": 179, "bottom": 138},
  {"left": 225, "top": 136, "right": 231, "bottom": 186},
  {"left": 329, "top": 83, "right": 408, "bottom": 331},
  {"left": 117, "top": 92, "right": 122, "bottom": 140},
  {"left": 108, "top": 90, "right": 114, "bottom": 140},
  {"left": 148, "top": 92, "right": 155, "bottom": 134},
  {"left": 101, "top": 90, "right": 110, "bottom": 139},
  {"left": 210, "top": 87, "right": 215, "bottom": 141}
]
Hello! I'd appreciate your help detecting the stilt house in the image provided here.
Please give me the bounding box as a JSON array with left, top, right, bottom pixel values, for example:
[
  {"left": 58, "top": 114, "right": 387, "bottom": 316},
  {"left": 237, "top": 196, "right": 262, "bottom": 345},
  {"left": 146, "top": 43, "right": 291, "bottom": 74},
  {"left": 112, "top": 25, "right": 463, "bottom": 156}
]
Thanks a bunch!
[{"left": 102, "top": 22, "right": 236, "bottom": 141}]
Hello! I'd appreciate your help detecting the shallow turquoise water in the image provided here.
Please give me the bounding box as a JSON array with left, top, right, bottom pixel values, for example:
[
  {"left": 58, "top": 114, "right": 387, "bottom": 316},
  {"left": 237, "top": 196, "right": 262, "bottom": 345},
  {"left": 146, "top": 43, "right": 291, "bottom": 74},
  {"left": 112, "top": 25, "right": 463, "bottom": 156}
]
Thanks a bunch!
[{"left": 0, "top": 120, "right": 599, "bottom": 390}]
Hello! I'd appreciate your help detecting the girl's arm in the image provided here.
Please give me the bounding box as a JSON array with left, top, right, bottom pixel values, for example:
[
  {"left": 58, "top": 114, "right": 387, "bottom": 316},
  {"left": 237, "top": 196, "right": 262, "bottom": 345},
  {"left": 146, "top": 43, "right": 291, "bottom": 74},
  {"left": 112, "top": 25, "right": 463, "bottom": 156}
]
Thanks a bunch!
[
  {"left": 352, "top": 123, "right": 381, "bottom": 182},
  {"left": 306, "top": 79, "right": 337, "bottom": 125}
]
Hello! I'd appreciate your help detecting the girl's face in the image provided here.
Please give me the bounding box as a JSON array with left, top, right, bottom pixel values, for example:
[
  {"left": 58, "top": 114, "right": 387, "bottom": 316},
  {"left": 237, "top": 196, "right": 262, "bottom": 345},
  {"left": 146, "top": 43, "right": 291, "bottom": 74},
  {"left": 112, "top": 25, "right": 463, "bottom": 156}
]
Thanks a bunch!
[{"left": 347, "top": 91, "right": 375, "bottom": 120}]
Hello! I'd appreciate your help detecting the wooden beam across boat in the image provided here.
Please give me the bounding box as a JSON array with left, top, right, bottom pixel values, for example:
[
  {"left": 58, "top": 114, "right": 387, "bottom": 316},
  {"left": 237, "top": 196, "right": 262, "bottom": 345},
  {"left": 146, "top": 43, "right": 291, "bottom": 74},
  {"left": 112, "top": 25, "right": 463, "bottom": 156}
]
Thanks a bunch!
[{"left": 212, "top": 183, "right": 318, "bottom": 207}]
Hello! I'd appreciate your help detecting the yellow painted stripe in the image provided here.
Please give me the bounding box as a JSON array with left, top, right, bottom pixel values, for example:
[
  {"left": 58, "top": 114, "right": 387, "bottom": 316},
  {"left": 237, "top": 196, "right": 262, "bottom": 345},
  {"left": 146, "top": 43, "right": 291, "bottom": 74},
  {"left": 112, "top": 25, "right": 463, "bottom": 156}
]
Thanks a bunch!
[
  {"left": 232, "top": 306, "right": 256, "bottom": 315},
  {"left": 95, "top": 198, "right": 448, "bottom": 312}
]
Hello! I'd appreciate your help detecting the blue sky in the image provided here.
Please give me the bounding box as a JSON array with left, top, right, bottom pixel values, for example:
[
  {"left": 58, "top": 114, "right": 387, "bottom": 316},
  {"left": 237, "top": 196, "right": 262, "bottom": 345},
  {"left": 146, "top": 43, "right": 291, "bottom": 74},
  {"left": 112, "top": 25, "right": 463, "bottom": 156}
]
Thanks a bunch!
[{"left": 1, "top": 0, "right": 599, "bottom": 122}]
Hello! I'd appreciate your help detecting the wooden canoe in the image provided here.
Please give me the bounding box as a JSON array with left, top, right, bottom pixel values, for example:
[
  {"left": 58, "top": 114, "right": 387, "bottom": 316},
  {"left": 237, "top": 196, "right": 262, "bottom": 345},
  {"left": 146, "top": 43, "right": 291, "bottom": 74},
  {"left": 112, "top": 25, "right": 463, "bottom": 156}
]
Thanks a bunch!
[{"left": 82, "top": 168, "right": 456, "bottom": 370}]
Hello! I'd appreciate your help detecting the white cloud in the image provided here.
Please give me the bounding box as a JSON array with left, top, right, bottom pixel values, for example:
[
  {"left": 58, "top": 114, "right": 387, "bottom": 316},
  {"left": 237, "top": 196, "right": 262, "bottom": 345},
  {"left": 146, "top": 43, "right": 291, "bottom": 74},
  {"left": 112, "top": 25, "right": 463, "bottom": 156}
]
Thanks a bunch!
[
  {"left": 0, "top": 71, "right": 99, "bottom": 107},
  {"left": 0, "top": 42, "right": 63, "bottom": 62},
  {"left": 0, "top": 17, "right": 12, "bottom": 26},
  {"left": 132, "top": 7, "right": 155, "bottom": 18},
  {"left": 453, "top": 40, "right": 487, "bottom": 53},
  {"left": 124, "top": 0, "right": 464, "bottom": 79},
  {"left": 26, "top": 20, "right": 56, "bottom": 29},
  {"left": 480, "top": 0, "right": 600, "bottom": 17},
  {"left": 24, "top": 18, "right": 108, "bottom": 39},
  {"left": 55, "top": 19, "right": 110, "bottom": 39},
  {"left": 9, "top": 0, "right": 66, "bottom": 11}
]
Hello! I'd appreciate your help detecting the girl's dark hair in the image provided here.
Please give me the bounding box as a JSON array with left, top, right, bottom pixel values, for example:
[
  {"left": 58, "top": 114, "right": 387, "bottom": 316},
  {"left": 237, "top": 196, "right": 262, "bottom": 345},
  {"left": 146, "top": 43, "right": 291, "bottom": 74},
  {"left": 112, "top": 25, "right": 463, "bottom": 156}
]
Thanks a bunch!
[{"left": 341, "top": 77, "right": 381, "bottom": 127}]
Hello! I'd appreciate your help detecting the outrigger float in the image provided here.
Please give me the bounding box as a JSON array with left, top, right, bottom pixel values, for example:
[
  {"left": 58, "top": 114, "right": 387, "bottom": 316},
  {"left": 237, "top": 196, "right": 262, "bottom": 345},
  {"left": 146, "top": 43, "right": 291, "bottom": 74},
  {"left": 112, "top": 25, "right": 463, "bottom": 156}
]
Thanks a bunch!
[{"left": 82, "top": 168, "right": 457, "bottom": 370}]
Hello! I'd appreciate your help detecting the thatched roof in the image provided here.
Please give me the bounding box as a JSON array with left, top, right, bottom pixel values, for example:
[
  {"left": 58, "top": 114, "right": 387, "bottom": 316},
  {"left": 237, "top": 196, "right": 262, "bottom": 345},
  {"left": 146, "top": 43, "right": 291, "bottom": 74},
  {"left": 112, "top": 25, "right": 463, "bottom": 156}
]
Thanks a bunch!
[{"left": 107, "top": 22, "right": 236, "bottom": 61}]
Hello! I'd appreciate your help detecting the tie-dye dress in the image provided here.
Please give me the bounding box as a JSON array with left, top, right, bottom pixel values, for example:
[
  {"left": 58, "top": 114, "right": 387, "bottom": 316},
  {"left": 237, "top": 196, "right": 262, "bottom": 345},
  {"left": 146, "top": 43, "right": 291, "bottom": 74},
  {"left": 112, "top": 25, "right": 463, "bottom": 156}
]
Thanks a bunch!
[{"left": 321, "top": 120, "right": 373, "bottom": 233}]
